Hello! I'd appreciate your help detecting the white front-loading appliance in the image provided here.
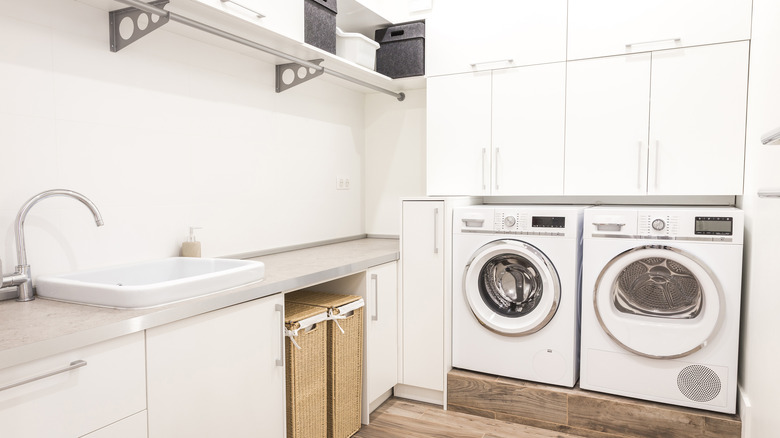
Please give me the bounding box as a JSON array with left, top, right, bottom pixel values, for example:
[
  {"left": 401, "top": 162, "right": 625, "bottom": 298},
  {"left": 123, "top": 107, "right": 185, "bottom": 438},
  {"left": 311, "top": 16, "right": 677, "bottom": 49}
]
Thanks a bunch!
[
  {"left": 452, "top": 205, "right": 584, "bottom": 387},
  {"left": 580, "top": 206, "right": 744, "bottom": 413}
]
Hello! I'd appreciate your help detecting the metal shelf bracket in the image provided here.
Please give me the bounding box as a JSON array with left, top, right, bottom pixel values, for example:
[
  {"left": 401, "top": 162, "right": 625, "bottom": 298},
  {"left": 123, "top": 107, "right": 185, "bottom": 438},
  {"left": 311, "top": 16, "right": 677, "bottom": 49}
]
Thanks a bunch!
[
  {"left": 109, "top": 0, "right": 170, "bottom": 52},
  {"left": 276, "top": 59, "right": 325, "bottom": 93}
]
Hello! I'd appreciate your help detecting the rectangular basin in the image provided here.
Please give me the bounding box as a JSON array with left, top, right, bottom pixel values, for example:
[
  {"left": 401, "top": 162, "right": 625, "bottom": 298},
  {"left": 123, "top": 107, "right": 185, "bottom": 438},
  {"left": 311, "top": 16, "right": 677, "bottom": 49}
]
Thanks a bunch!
[{"left": 35, "top": 258, "right": 265, "bottom": 309}]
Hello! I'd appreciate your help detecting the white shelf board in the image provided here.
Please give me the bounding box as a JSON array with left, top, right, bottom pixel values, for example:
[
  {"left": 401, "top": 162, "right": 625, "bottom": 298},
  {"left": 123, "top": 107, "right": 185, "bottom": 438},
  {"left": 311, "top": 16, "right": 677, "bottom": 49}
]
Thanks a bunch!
[{"left": 74, "top": 0, "right": 425, "bottom": 96}]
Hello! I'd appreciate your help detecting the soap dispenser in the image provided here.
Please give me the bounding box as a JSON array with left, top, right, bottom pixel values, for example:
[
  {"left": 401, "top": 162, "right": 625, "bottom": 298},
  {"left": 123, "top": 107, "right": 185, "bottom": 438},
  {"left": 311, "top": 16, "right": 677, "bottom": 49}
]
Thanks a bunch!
[{"left": 181, "top": 226, "right": 202, "bottom": 257}]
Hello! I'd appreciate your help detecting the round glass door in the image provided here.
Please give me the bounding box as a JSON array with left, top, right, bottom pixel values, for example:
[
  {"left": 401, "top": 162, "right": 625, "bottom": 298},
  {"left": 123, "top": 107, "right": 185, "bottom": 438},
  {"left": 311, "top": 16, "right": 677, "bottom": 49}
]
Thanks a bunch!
[
  {"left": 594, "top": 245, "right": 725, "bottom": 359},
  {"left": 464, "top": 240, "right": 560, "bottom": 336}
]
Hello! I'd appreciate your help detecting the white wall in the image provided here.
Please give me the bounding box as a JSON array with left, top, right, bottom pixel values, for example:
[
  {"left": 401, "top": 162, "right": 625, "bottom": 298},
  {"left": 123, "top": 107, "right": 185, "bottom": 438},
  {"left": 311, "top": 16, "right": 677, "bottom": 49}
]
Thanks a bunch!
[
  {"left": 738, "top": 0, "right": 780, "bottom": 436},
  {"left": 0, "top": 0, "right": 365, "bottom": 279},
  {"left": 364, "top": 88, "right": 426, "bottom": 236}
]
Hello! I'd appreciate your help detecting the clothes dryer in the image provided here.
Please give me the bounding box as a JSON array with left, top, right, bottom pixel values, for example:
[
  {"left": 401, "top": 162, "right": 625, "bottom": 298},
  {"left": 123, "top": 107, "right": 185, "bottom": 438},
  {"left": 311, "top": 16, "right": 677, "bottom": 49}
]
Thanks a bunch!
[
  {"left": 452, "top": 205, "right": 584, "bottom": 387},
  {"left": 580, "top": 206, "right": 743, "bottom": 413}
]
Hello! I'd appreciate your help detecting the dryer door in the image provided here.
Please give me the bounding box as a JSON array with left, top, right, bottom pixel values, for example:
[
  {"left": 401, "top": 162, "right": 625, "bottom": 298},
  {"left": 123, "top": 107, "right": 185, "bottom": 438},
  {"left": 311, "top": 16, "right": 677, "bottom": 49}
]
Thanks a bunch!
[
  {"left": 464, "top": 239, "right": 561, "bottom": 336},
  {"left": 594, "top": 245, "right": 725, "bottom": 359}
]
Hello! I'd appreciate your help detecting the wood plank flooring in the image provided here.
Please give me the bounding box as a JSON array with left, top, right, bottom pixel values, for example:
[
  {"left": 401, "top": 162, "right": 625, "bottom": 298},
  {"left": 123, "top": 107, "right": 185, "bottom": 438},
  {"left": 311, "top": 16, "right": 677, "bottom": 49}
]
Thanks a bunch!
[{"left": 354, "top": 397, "right": 588, "bottom": 438}]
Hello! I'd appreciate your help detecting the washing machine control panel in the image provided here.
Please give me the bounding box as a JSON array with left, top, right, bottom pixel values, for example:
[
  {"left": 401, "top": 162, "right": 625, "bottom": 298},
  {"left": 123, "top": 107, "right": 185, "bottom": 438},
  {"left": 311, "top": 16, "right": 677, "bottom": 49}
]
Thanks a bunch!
[{"left": 494, "top": 211, "right": 567, "bottom": 236}]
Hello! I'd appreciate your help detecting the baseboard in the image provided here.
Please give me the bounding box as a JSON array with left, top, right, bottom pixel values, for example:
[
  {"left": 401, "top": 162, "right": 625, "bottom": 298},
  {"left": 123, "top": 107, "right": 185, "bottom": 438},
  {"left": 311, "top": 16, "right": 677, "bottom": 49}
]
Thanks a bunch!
[
  {"left": 738, "top": 385, "right": 752, "bottom": 438},
  {"left": 393, "top": 384, "right": 444, "bottom": 406}
]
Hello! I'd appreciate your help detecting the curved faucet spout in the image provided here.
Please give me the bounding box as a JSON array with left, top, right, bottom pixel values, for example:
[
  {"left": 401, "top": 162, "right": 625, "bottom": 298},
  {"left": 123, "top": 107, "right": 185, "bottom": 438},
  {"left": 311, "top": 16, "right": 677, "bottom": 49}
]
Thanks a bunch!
[{"left": 13, "top": 189, "right": 104, "bottom": 302}]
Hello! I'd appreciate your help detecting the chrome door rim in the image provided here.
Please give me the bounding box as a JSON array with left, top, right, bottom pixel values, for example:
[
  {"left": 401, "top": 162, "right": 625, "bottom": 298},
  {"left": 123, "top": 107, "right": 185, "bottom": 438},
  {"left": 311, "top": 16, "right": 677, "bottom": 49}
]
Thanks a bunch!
[{"left": 463, "top": 239, "right": 561, "bottom": 336}]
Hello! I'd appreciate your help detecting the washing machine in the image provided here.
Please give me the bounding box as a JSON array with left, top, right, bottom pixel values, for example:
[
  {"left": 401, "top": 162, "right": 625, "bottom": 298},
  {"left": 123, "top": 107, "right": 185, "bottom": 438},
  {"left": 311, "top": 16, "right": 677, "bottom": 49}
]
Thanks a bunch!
[
  {"left": 452, "top": 205, "right": 584, "bottom": 387},
  {"left": 580, "top": 206, "right": 744, "bottom": 414}
]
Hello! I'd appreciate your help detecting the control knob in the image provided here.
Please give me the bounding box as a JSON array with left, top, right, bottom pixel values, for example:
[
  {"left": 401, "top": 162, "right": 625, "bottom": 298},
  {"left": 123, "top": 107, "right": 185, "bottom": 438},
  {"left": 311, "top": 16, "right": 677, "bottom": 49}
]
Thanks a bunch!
[
  {"left": 504, "top": 216, "right": 516, "bottom": 228},
  {"left": 651, "top": 218, "right": 666, "bottom": 231}
]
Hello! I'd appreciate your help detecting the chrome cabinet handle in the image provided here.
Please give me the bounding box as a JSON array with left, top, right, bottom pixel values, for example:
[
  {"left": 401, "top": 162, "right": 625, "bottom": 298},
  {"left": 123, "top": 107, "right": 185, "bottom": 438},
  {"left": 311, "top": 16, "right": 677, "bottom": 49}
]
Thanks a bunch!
[
  {"left": 637, "top": 141, "right": 643, "bottom": 189},
  {"left": 481, "top": 148, "right": 487, "bottom": 191},
  {"left": 470, "top": 58, "right": 514, "bottom": 68},
  {"left": 371, "top": 274, "right": 379, "bottom": 322},
  {"left": 0, "top": 360, "right": 87, "bottom": 392},
  {"left": 653, "top": 140, "right": 660, "bottom": 189},
  {"left": 625, "top": 37, "right": 681, "bottom": 48},
  {"left": 758, "top": 191, "right": 780, "bottom": 198},
  {"left": 433, "top": 208, "right": 440, "bottom": 254},
  {"left": 220, "top": 0, "right": 265, "bottom": 18},
  {"left": 495, "top": 147, "right": 501, "bottom": 191},
  {"left": 275, "top": 303, "right": 284, "bottom": 367}
]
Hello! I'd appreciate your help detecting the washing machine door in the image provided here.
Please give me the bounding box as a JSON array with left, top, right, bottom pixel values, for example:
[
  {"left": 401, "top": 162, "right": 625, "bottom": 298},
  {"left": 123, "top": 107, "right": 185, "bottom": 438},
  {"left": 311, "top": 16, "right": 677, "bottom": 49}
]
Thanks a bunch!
[
  {"left": 594, "top": 245, "right": 725, "bottom": 359},
  {"left": 463, "top": 239, "right": 561, "bottom": 336}
]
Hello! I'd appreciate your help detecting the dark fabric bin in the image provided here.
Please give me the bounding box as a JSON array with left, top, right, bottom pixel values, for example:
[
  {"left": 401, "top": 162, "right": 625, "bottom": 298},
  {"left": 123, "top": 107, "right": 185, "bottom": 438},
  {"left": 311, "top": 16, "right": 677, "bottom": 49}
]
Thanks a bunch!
[
  {"left": 374, "top": 21, "right": 425, "bottom": 78},
  {"left": 305, "top": 0, "right": 338, "bottom": 54}
]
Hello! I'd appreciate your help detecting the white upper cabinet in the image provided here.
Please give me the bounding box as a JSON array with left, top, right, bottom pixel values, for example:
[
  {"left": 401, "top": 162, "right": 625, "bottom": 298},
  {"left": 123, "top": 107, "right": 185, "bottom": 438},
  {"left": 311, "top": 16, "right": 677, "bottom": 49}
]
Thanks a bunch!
[
  {"left": 425, "top": 0, "right": 567, "bottom": 76},
  {"left": 565, "top": 41, "right": 749, "bottom": 196},
  {"left": 648, "top": 42, "right": 749, "bottom": 195},
  {"left": 567, "top": 0, "right": 753, "bottom": 60},
  {"left": 427, "top": 63, "right": 566, "bottom": 196},
  {"left": 564, "top": 53, "right": 652, "bottom": 195},
  {"left": 188, "top": 0, "right": 304, "bottom": 41}
]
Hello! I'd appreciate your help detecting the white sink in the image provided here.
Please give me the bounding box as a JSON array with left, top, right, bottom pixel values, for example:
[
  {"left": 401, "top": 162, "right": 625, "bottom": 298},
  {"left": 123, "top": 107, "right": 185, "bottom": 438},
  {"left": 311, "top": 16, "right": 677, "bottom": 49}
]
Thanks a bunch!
[{"left": 35, "top": 257, "right": 265, "bottom": 309}]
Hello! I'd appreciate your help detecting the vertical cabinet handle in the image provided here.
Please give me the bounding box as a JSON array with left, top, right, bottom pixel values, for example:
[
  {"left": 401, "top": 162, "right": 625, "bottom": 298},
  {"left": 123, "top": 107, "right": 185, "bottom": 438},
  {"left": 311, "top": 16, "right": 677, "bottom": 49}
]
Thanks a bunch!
[
  {"left": 494, "top": 147, "right": 501, "bottom": 191},
  {"left": 653, "top": 140, "right": 660, "bottom": 189},
  {"left": 433, "top": 208, "right": 440, "bottom": 254},
  {"left": 637, "top": 141, "right": 643, "bottom": 189},
  {"left": 275, "top": 303, "right": 284, "bottom": 367},
  {"left": 0, "top": 360, "right": 87, "bottom": 392},
  {"left": 371, "top": 274, "right": 379, "bottom": 322},
  {"left": 481, "top": 148, "right": 487, "bottom": 191}
]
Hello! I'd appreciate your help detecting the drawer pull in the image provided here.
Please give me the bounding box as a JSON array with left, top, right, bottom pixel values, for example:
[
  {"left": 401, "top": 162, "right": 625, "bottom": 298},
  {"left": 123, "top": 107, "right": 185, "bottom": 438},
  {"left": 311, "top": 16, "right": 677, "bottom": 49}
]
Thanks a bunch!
[
  {"left": 625, "top": 37, "right": 681, "bottom": 48},
  {"left": 220, "top": 0, "right": 265, "bottom": 18},
  {"left": 0, "top": 360, "right": 87, "bottom": 392}
]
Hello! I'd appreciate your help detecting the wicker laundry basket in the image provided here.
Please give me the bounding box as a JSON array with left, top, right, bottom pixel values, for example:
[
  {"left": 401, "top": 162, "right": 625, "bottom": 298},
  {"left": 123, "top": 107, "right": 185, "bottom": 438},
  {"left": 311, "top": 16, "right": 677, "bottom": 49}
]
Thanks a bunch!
[
  {"left": 286, "top": 290, "right": 365, "bottom": 438},
  {"left": 284, "top": 301, "right": 329, "bottom": 438}
]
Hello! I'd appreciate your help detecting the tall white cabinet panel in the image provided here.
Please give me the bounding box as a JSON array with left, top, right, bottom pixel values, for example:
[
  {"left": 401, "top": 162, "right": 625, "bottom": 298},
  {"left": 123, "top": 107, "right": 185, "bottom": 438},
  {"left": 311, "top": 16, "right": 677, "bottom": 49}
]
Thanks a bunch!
[
  {"left": 648, "top": 42, "right": 749, "bottom": 195},
  {"left": 0, "top": 332, "right": 146, "bottom": 438},
  {"left": 568, "top": 0, "right": 753, "bottom": 60},
  {"left": 146, "top": 294, "right": 285, "bottom": 438},
  {"left": 564, "top": 54, "right": 652, "bottom": 195},
  {"left": 492, "top": 63, "right": 566, "bottom": 195},
  {"left": 427, "top": 72, "right": 492, "bottom": 196},
  {"left": 426, "top": 0, "right": 567, "bottom": 76},
  {"left": 401, "top": 200, "right": 444, "bottom": 392}
]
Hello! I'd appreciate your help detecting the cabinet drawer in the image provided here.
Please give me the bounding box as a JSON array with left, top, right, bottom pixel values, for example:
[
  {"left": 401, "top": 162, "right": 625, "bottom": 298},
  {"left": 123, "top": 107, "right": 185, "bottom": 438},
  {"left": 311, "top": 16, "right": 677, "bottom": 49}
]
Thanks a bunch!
[
  {"left": 568, "top": 0, "right": 752, "bottom": 60},
  {"left": 0, "top": 332, "right": 146, "bottom": 438}
]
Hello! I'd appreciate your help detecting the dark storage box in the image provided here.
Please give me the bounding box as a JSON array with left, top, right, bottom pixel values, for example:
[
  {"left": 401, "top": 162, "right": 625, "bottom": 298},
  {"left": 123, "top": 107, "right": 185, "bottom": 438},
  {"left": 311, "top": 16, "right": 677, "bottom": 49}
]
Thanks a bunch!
[
  {"left": 305, "top": 0, "right": 337, "bottom": 54},
  {"left": 374, "top": 21, "right": 425, "bottom": 78}
]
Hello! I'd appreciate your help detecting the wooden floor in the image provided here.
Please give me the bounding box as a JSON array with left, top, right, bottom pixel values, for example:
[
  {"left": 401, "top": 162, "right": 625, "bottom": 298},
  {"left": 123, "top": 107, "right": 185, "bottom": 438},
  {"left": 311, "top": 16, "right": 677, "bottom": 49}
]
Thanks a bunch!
[{"left": 354, "top": 397, "right": 587, "bottom": 438}]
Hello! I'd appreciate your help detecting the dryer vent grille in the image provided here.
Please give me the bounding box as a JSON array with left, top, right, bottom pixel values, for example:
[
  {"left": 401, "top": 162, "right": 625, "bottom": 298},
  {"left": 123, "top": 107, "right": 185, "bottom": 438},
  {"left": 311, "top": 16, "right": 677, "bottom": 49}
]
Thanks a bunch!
[{"left": 677, "top": 365, "right": 721, "bottom": 402}]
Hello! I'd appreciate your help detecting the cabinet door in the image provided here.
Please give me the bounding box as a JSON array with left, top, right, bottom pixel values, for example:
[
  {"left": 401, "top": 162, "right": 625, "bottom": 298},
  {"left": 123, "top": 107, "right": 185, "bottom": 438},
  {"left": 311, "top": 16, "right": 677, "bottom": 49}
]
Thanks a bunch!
[
  {"left": 401, "top": 201, "right": 444, "bottom": 391},
  {"left": 0, "top": 333, "right": 146, "bottom": 438},
  {"left": 565, "top": 53, "right": 651, "bottom": 195},
  {"left": 189, "top": 0, "right": 303, "bottom": 41},
  {"left": 426, "top": 0, "right": 567, "bottom": 76},
  {"left": 365, "top": 262, "right": 398, "bottom": 403},
  {"left": 427, "top": 72, "right": 491, "bottom": 196},
  {"left": 648, "top": 42, "right": 749, "bottom": 195},
  {"left": 492, "top": 63, "right": 566, "bottom": 195},
  {"left": 568, "top": 0, "right": 752, "bottom": 60},
  {"left": 147, "top": 295, "right": 285, "bottom": 438}
]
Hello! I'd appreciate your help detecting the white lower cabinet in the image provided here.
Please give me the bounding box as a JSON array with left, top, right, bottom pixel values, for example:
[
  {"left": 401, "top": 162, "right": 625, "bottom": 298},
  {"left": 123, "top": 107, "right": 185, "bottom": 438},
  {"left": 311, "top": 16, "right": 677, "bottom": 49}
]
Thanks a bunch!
[
  {"left": 0, "top": 332, "right": 147, "bottom": 438},
  {"left": 83, "top": 411, "right": 148, "bottom": 438},
  {"left": 146, "top": 294, "right": 286, "bottom": 438}
]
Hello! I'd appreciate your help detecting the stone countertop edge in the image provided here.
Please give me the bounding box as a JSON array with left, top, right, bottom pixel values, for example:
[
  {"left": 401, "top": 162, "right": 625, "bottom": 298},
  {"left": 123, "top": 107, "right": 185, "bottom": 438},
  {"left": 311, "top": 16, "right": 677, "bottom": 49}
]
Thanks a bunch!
[{"left": 0, "top": 238, "right": 399, "bottom": 370}]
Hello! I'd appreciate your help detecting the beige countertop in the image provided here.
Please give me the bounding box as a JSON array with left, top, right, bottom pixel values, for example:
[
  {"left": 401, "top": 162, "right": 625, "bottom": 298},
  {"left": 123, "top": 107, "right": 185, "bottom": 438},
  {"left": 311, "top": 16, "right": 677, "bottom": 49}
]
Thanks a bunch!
[{"left": 0, "top": 237, "right": 399, "bottom": 369}]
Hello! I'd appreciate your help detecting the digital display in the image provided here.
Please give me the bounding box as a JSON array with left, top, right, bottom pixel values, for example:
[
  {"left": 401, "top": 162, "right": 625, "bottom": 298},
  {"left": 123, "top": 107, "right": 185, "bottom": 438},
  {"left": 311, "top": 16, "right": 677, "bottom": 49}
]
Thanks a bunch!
[
  {"left": 695, "top": 217, "right": 733, "bottom": 235},
  {"left": 532, "top": 216, "right": 565, "bottom": 228}
]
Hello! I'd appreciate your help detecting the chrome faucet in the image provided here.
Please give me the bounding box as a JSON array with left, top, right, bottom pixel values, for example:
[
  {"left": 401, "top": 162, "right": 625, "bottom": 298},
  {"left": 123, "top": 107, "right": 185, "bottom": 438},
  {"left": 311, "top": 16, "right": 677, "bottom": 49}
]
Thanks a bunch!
[{"left": 1, "top": 189, "right": 104, "bottom": 302}]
